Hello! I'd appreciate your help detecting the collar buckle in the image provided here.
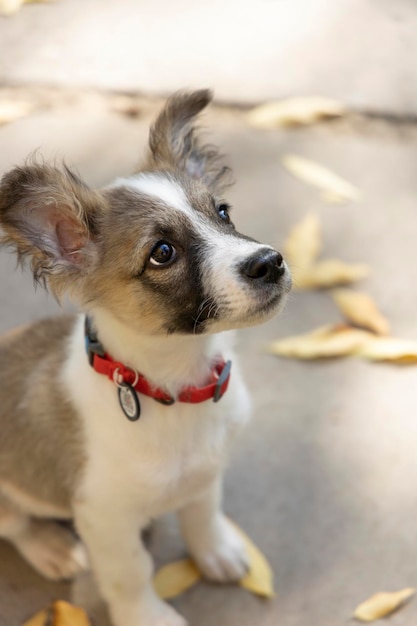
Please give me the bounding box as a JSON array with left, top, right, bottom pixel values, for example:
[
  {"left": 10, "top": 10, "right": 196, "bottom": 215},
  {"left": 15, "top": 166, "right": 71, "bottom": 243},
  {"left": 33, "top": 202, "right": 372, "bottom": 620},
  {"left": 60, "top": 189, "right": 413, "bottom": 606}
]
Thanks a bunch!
[
  {"left": 154, "top": 395, "right": 176, "bottom": 406},
  {"left": 213, "top": 360, "right": 232, "bottom": 402},
  {"left": 84, "top": 317, "right": 105, "bottom": 366}
]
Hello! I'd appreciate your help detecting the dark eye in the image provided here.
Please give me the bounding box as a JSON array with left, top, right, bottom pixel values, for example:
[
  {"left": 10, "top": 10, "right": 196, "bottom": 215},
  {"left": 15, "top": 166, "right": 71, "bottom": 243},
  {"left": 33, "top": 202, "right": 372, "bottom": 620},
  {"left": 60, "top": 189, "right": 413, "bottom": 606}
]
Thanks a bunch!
[
  {"left": 217, "top": 203, "right": 231, "bottom": 223},
  {"left": 149, "top": 241, "right": 176, "bottom": 266}
]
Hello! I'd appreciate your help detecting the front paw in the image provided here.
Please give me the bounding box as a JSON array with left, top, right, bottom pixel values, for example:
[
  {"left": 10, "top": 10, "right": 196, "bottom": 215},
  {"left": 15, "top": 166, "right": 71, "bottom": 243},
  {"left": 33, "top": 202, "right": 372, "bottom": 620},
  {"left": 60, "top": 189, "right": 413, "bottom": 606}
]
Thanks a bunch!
[{"left": 192, "top": 515, "right": 249, "bottom": 583}]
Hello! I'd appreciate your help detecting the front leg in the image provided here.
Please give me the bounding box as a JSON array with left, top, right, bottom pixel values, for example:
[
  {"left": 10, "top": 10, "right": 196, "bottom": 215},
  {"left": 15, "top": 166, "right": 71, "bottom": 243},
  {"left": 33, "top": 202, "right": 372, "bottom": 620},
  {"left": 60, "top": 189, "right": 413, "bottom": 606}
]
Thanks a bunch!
[
  {"left": 178, "top": 477, "right": 249, "bottom": 582},
  {"left": 74, "top": 499, "right": 187, "bottom": 626}
]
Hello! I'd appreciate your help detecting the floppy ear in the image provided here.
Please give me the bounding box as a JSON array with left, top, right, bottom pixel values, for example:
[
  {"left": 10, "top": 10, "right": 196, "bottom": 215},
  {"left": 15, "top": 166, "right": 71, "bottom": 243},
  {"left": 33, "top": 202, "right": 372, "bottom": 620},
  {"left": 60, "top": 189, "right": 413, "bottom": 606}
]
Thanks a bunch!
[
  {"left": 0, "top": 163, "right": 102, "bottom": 295},
  {"left": 147, "top": 89, "right": 233, "bottom": 193}
]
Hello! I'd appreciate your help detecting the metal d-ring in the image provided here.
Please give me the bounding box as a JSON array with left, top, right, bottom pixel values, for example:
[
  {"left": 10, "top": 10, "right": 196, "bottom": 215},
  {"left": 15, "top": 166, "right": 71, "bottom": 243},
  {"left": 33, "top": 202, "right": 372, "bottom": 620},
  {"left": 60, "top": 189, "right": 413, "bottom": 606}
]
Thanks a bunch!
[{"left": 112, "top": 366, "right": 139, "bottom": 388}]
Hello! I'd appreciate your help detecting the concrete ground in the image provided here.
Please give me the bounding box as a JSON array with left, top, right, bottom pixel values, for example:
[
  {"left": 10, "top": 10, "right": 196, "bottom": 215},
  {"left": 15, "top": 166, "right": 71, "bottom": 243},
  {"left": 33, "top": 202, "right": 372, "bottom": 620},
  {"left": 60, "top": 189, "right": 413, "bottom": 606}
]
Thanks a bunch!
[
  {"left": 1, "top": 88, "right": 417, "bottom": 626},
  {"left": 1, "top": 0, "right": 417, "bottom": 116}
]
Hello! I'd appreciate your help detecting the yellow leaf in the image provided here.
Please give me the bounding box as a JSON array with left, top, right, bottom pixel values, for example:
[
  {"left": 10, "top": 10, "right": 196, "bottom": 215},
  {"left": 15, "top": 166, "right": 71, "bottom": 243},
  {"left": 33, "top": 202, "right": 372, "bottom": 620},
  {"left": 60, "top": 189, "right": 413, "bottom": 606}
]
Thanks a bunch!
[
  {"left": 111, "top": 95, "right": 142, "bottom": 118},
  {"left": 0, "top": 100, "right": 34, "bottom": 125},
  {"left": 295, "top": 259, "right": 370, "bottom": 289},
  {"left": 356, "top": 337, "right": 417, "bottom": 363},
  {"left": 23, "top": 609, "right": 50, "bottom": 626},
  {"left": 0, "top": 0, "right": 23, "bottom": 14},
  {"left": 353, "top": 588, "right": 415, "bottom": 622},
  {"left": 52, "top": 601, "right": 91, "bottom": 626},
  {"left": 332, "top": 289, "right": 390, "bottom": 335},
  {"left": 153, "top": 521, "right": 274, "bottom": 600},
  {"left": 284, "top": 213, "right": 321, "bottom": 272},
  {"left": 268, "top": 324, "right": 374, "bottom": 359},
  {"left": 247, "top": 97, "right": 345, "bottom": 129},
  {"left": 154, "top": 559, "right": 201, "bottom": 600},
  {"left": 23, "top": 602, "right": 90, "bottom": 626},
  {"left": 229, "top": 521, "right": 275, "bottom": 598},
  {"left": 0, "top": 0, "right": 50, "bottom": 15},
  {"left": 282, "top": 154, "right": 361, "bottom": 203}
]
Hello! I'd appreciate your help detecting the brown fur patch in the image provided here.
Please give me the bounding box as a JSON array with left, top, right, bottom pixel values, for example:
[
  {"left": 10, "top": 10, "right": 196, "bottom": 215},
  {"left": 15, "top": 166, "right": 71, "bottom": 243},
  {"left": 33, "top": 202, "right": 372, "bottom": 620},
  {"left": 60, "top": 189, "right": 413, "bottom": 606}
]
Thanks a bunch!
[
  {"left": 0, "top": 315, "right": 85, "bottom": 513},
  {"left": 82, "top": 184, "right": 212, "bottom": 334},
  {"left": 0, "top": 324, "right": 30, "bottom": 343},
  {"left": 144, "top": 90, "right": 233, "bottom": 193}
]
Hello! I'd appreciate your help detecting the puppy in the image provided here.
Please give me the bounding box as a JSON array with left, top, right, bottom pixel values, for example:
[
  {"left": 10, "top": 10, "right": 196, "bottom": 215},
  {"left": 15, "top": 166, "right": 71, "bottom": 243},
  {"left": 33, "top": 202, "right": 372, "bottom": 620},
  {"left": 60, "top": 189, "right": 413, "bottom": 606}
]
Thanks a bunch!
[{"left": 0, "top": 90, "right": 291, "bottom": 626}]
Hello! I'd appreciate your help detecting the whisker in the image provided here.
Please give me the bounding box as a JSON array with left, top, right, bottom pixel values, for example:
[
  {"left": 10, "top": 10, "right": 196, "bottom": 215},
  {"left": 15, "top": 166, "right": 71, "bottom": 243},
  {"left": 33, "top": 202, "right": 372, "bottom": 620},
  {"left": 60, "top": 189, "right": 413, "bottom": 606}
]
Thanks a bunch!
[
  {"left": 192, "top": 297, "right": 212, "bottom": 334},
  {"left": 206, "top": 300, "right": 218, "bottom": 320}
]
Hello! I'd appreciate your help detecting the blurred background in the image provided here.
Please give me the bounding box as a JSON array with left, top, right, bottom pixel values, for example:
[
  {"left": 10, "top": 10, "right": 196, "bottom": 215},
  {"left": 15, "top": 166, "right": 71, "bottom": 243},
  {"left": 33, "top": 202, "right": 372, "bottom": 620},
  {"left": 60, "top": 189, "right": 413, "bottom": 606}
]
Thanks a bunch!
[{"left": 1, "top": 1, "right": 417, "bottom": 625}]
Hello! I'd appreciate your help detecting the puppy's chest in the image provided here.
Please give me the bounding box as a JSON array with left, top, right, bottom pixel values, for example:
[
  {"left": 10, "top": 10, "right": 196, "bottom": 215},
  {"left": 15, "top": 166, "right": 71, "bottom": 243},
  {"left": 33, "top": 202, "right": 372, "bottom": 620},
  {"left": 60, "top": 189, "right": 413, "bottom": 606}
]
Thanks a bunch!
[
  {"left": 82, "top": 389, "right": 237, "bottom": 513},
  {"left": 64, "top": 325, "right": 250, "bottom": 513}
]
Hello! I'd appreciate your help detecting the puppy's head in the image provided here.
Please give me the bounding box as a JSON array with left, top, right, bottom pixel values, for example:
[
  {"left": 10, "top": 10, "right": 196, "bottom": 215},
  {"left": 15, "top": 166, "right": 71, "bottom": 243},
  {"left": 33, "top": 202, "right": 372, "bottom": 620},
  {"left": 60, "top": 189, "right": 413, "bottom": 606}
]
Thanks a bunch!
[{"left": 0, "top": 90, "right": 291, "bottom": 335}]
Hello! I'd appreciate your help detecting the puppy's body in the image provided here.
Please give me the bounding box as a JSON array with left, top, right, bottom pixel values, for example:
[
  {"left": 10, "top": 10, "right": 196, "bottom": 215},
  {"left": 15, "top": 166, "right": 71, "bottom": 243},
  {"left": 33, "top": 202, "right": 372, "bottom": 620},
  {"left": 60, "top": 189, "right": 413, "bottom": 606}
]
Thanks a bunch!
[
  {"left": 0, "top": 91, "right": 290, "bottom": 626},
  {"left": 65, "top": 313, "right": 250, "bottom": 519}
]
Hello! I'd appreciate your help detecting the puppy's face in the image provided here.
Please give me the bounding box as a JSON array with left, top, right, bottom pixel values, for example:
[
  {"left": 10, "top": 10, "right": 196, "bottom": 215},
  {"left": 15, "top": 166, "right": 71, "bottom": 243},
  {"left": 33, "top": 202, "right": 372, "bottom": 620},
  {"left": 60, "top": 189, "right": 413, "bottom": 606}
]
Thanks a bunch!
[
  {"left": 0, "top": 90, "right": 291, "bottom": 336},
  {"left": 97, "top": 172, "right": 290, "bottom": 334}
]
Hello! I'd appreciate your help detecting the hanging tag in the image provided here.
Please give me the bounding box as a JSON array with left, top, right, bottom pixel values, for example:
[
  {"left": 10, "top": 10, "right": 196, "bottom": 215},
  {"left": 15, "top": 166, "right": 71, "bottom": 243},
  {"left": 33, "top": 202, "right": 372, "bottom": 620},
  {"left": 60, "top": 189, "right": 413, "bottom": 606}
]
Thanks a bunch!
[{"left": 118, "top": 383, "right": 141, "bottom": 421}]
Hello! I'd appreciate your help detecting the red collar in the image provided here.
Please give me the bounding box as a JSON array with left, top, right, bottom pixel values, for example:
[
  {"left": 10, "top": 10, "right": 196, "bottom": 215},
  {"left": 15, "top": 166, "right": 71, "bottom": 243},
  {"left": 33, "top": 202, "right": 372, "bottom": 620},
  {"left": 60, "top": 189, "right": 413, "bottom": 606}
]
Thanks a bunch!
[{"left": 85, "top": 318, "right": 231, "bottom": 405}]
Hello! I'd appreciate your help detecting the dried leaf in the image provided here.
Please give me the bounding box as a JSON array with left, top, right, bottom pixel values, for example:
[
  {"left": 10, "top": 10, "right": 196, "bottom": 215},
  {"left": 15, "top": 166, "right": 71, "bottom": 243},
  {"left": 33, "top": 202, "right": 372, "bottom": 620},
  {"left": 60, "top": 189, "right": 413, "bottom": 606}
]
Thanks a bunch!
[
  {"left": 0, "top": 100, "right": 34, "bottom": 125},
  {"left": 111, "top": 95, "right": 142, "bottom": 118},
  {"left": 23, "top": 609, "right": 50, "bottom": 626},
  {"left": 268, "top": 324, "right": 374, "bottom": 359},
  {"left": 321, "top": 190, "right": 346, "bottom": 204},
  {"left": 153, "top": 521, "right": 274, "bottom": 600},
  {"left": 332, "top": 289, "right": 390, "bottom": 335},
  {"left": 295, "top": 259, "right": 370, "bottom": 289},
  {"left": 282, "top": 154, "right": 360, "bottom": 203},
  {"left": 23, "top": 602, "right": 90, "bottom": 626},
  {"left": 0, "top": 0, "right": 23, "bottom": 14},
  {"left": 284, "top": 212, "right": 321, "bottom": 272},
  {"left": 354, "top": 588, "right": 415, "bottom": 622},
  {"left": 0, "top": 0, "right": 50, "bottom": 15},
  {"left": 247, "top": 97, "right": 345, "bottom": 129},
  {"left": 229, "top": 521, "right": 275, "bottom": 598},
  {"left": 154, "top": 559, "right": 201, "bottom": 600},
  {"left": 52, "top": 601, "right": 91, "bottom": 626},
  {"left": 356, "top": 337, "right": 417, "bottom": 363}
]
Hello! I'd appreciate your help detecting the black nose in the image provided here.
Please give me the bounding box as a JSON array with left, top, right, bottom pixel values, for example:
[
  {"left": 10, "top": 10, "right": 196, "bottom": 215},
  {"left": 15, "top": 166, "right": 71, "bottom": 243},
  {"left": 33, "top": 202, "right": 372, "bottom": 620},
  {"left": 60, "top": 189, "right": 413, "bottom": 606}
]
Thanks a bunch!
[{"left": 242, "top": 249, "right": 285, "bottom": 283}]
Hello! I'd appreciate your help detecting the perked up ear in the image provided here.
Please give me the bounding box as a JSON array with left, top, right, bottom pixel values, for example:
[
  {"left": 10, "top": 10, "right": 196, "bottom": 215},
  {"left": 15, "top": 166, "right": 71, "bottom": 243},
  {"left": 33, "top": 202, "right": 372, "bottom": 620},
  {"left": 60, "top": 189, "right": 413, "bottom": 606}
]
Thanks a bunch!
[
  {"left": 147, "top": 89, "right": 233, "bottom": 193},
  {"left": 0, "top": 163, "right": 101, "bottom": 295}
]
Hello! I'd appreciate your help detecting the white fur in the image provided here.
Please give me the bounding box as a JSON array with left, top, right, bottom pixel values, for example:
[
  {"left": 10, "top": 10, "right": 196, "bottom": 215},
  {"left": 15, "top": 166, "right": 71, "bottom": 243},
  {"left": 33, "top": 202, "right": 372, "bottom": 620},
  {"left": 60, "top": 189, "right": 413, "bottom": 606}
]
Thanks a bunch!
[
  {"left": 62, "top": 314, "right": 251, "bottom": 626},
  {"left": 110, "top": 174, "right": 189, "bottom": 214}
]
